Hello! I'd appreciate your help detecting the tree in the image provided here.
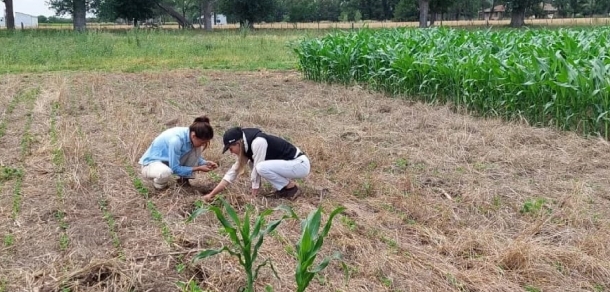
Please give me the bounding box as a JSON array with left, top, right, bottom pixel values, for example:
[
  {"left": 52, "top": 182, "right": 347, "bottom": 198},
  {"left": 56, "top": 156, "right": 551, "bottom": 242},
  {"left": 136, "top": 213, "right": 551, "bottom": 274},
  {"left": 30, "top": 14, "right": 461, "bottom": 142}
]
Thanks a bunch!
[
  {"left": 219, "top": 0, "right": 275, "bottom": 28},
  {"left": 199, "top": 0, "right": 217, "bottom": 31},
  {"left": 73, "top": 0, "right": 87, "bottom": 30},
  {"left": 553, "top": 0, "right": 571, "bottom": 17},
  {"left": 2, "top": 0, "right": 15, "bottom": 29},
  {"left": 393, "top": 0, "right": 418, "bottom": 21},
  {"left": 106, "top": 0, "right": 157, "bottom": 26},
  {"left": 38, "top": 15, "right": 49, "bottom": 23},
  {"left": 157, "top": 2, "right": 194, "bottom": 28},
  {"left": 508, "top": 0, "right": 537, "bottom": 27},
  {"left": 419, "top": 0, "right": 429, "bottom": 27},
  {"left": 429, "top": 0, "right": 451, "bottom": 25},
  {"left": 287, "top": 0, "right": 316, "bottom": 22},
  {"left": 47, "top": 0, "right": 89, "bottom": 31}
]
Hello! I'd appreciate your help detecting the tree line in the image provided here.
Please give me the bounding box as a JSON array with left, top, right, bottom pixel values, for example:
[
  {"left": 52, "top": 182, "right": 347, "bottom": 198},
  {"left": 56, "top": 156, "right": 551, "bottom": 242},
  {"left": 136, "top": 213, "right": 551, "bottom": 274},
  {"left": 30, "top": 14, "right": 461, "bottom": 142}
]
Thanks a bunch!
[{"left": 2, "top": 0, "right": 610, "bottom": 30}]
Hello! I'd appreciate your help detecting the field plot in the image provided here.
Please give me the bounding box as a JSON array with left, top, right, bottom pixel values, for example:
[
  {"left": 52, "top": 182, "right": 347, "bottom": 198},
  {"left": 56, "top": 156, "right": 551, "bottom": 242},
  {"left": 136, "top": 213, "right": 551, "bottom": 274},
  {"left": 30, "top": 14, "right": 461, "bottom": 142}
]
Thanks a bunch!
[{"left": 1, "top": 70, "right": 610, "bottom": 292}]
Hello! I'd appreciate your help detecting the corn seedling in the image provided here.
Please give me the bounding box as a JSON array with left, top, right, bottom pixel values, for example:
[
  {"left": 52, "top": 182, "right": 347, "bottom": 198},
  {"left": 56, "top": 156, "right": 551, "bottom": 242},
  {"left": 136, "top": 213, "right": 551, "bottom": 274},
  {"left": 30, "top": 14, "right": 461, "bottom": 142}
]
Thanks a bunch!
[
  {"left": 176, "top": 279, "right": 205, "bottom": 292},
  {"left": 294, "top": 206, "right": 346, "bottom": 292},
  {"left": 11, "top": 174, "right": 23, "bottom": 219},
  {"left": 208, "top": 172, "right": 222, "bottom": 183},
  {"left": 0, "top": 166, "right": 22, "bottom": 182},
  {"left": 192, "top": 198, "right": 295, "bottom": 292},
  {"left": 124, "top": 162, "right": 173, "bottom": 244},
  {"left": 525, "top": 286, "right": 541, "bottom": 292},
  {"left": 186, "top": 200, "right": 206, "bottom": 223},
  {"left": 0, "top": 88, "right": 26, "bottom": 138},
  {"left": 3, "top": 234, "right": 14, "bottom": 247},
  {"left": 99, "top": 198, "right": 122, "bottom": 251},
  {"left": 520, "top": 198, "right": 548, "bottom": 215}
]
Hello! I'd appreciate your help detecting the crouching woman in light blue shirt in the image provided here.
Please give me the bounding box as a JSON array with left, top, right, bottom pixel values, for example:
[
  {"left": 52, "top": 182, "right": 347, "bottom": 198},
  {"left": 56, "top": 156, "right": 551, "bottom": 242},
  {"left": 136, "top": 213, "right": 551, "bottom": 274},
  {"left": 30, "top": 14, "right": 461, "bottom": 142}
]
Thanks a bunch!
[{"left": 139, "top": 116, "right": 218, "bottom": 189}]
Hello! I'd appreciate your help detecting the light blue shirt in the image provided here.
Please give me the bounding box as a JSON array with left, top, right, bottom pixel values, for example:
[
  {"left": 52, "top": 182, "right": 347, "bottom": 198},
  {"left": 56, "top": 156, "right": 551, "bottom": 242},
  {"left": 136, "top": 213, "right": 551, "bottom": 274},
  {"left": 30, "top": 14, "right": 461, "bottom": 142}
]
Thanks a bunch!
[{"left": 138, "top": 127, "right": 206, "bottom": 177}]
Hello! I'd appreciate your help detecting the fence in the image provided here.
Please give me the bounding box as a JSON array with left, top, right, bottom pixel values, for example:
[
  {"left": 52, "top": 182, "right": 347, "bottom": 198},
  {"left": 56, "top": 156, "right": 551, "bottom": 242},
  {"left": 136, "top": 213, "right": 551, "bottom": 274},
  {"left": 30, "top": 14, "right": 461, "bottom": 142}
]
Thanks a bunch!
[{"left": 30, "top": 17, "right": 610, "bottom": 30}]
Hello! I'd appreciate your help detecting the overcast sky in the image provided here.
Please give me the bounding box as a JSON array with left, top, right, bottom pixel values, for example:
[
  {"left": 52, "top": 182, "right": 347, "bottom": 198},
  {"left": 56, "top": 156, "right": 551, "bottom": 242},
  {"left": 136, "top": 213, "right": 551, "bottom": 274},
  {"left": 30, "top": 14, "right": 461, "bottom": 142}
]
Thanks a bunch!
[{"left": 1, "top": 0, "right": 57, "bottom": 17}]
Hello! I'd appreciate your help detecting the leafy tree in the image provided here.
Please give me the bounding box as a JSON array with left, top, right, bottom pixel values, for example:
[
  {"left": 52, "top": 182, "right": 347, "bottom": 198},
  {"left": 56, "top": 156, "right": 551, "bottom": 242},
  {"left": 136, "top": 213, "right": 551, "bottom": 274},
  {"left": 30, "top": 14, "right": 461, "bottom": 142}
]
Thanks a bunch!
[
  {"left": 318, "top": 0, "right": 341, "bottom": 21},
  {"left": 507, "top": 0, "right": 538, "bottom": 27},
  {"left": 287, "top": 0, "right": 316, "bottom": 22},
  {"left": 429, "top": 0, "right": 451, "bottom": 24},
  {"left": 38, "top": 15, "right": 49, "bottom": 23},
  {"left": 219, "top": 0, "right": 275, "bottom": 27},
  {"left": 47, "top": 0, "right": 89, "bottom": 30},
  {"left": 102, "top": 0, "right": 158, "bottom": 26},
  {"left": 553, "top": 0, "right": 571, "bottom": 17},
  {"left": 593, "top": 0, "right": 610, "bottom": 15},
  {"left": 393, "top": 0, "right": 418, "bottom": 21}
]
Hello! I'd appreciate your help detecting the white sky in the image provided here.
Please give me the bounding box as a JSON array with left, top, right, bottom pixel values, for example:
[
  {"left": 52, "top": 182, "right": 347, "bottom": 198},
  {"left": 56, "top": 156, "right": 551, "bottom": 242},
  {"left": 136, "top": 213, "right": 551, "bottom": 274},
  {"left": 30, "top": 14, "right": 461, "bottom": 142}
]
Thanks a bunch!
[{"left": 1, "top": 0, "right": 57, "bottom": 17}]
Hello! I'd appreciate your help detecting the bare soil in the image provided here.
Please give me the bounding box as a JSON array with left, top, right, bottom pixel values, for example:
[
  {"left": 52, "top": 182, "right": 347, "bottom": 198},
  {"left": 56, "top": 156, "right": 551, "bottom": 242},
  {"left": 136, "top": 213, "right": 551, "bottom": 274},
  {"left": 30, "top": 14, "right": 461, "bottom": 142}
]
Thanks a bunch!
[{"left": 0, "top": 70, "right": 609, "bottom": 292}]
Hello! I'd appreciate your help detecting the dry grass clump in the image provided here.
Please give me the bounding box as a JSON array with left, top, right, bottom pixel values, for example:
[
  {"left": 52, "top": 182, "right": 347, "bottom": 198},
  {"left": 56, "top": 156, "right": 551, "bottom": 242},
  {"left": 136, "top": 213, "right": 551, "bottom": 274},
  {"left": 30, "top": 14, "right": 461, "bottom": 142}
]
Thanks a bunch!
[{"left": 38, "top": 260, "right": 140, "bottom": 292}]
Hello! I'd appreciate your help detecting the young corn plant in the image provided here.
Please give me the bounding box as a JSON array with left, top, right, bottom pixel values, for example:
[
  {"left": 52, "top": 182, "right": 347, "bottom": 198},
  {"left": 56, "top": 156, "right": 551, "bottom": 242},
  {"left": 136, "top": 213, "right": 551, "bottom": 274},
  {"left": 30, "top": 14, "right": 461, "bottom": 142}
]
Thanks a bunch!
[
  {"left": 192, "top": 198, "right": 294, "bottom": 292},
  {"left": 295, "top": 206, "right": 346, "bottom": 292}
]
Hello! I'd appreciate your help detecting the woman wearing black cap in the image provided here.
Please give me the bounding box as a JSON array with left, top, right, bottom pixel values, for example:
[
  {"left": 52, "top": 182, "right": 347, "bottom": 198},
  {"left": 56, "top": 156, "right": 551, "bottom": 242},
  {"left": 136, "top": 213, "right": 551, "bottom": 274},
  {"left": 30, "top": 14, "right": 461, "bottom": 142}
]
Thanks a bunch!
[{"left": 203, "top": 127, "right": 310, "bottom": 201}]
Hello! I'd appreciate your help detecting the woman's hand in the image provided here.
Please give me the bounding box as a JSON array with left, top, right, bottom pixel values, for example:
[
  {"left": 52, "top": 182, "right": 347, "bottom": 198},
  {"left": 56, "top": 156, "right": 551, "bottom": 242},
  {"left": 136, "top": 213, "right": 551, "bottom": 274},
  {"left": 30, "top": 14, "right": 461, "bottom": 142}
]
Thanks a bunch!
[
  {"left": 203, "top": 193, "right": 215, "bottom": 202},
  {"left": 206, "top": 161, "right": 218, "bottom": 170},
  {"left": 194, "top": 165, "right": 212, "bottom": 172}
]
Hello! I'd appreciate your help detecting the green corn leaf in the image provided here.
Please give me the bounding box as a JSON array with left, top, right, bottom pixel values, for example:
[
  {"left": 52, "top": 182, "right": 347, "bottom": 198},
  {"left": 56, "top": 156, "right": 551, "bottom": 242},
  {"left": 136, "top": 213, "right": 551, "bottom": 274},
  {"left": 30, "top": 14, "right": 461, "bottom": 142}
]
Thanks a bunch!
[
  {"left": 193, "top": 247, "right": 226, "bottom": 261},
  {"left": 274, "top": 204, "right": 299, "bottom": 219},
  {"left": 320, "top": 207, "right": 346, "bottom": 237},
  {"left": 209, "top": 205, "right": 241, "bottom": 249},
  {"left": 185, "top": 205, "right": 208, "bottom": 223},
  {"left": 294, "top": 206, "right": 345, "bottom": 292},
  {"left": 250, "top": 214, "right": 265, "bottom": 240},
  {"left": 254, "top": 258, "right": 280, "bottom": 281},
  {"left": 222, "top": 199, "right": 241, "bottom": 227},
  {"left": 311, "top": 251, "right": 342, "bottom": 273},
  {"left": 241, "top": 206, "right": 251, "bottom": 246}
]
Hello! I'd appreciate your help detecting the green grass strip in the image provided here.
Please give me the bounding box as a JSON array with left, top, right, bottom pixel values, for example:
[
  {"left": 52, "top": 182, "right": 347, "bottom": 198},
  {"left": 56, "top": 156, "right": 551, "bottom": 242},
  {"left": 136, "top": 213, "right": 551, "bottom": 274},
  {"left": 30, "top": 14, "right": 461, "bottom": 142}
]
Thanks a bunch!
[
  {"left": 125, "top": 164, "right": 174, "bottom": 245},
  {"left": 50, "top": 100, "right": 70, "bottom": 251}
]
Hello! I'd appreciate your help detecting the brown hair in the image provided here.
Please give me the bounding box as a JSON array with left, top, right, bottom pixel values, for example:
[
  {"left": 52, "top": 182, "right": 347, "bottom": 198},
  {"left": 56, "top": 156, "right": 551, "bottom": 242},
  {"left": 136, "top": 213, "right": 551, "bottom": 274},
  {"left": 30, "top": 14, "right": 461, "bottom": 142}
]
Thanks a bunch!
[{"left": 189, "top": 116, "right": 214, "bottom": 149}]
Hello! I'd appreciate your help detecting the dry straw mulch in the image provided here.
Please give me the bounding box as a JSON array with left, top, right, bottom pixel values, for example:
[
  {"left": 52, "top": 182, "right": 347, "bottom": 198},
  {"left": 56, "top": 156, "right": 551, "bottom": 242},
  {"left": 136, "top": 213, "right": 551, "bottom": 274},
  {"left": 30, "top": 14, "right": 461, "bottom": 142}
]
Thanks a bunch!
[{"left": 0, "top": 70, "right": 609, "bottom": 292}]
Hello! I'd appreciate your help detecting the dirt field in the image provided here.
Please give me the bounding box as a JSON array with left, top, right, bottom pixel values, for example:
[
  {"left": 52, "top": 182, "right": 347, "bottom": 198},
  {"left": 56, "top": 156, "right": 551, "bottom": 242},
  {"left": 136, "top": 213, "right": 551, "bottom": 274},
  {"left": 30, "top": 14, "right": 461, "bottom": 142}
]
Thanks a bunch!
[{"left": 1, "top": 70, "right": 609, "bottom": 292}]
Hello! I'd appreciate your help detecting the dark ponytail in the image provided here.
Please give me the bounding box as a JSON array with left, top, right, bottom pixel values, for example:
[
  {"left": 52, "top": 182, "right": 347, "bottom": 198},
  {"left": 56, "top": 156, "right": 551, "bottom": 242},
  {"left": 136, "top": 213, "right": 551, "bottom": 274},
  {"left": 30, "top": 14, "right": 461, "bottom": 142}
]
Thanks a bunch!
[{"left": 190, "top": 115, "right": 214, "bottom": 141}]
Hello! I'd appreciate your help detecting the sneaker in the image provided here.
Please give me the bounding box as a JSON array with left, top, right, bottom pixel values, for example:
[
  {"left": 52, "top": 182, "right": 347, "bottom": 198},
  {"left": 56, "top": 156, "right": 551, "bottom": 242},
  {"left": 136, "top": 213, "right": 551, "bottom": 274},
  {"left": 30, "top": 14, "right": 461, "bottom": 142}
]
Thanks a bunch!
[
  {"left": 177, "top": 178, "right": 192, "bottom": 187},
  {"left": 277, "top": 186, "right": 299, "bottom": 200}
]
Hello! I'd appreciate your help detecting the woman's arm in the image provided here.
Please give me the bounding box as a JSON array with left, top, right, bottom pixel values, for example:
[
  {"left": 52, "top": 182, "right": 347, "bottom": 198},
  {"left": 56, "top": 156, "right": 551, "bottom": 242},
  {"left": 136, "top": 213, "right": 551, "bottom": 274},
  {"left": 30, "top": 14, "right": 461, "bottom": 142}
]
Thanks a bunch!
[
  {"left": 203, "top": 161, "right": 239, "bottom": 201},
  {"left": 204, "top": 179, "right": 229, "bottom": 201}
]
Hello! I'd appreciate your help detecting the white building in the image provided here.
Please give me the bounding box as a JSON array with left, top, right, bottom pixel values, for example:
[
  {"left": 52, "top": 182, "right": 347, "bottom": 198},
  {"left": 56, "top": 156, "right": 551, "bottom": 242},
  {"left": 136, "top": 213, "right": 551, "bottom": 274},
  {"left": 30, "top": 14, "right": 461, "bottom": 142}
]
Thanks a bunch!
[
  {"left": 198, "top": 14, "right": 227, "bottom": 26},
  {"left": 215, "top": 14, "right": 227, "bottom": 25},
  {"left": 1, "top": 11, "right": 38, "bottom": 28}
]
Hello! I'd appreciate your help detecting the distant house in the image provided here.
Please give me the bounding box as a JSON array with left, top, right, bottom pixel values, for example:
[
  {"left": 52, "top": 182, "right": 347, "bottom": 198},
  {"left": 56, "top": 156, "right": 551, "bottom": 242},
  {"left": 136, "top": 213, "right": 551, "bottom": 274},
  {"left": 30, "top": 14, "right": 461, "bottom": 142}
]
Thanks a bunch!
[
  {"left": 479, "top": 5, "right": 506, "bottom": 20},
  {"left": 198, "top": 14, "right": 227, "bottom": 26},
  {"left": 215, "top": 14, "right": 227, "bottom": 25},
  {"left": 0, "top": 11, "right": 38, "bottom": 28},
  {"left": 542, "top": 3, "right": 558, "bottom": 19}
]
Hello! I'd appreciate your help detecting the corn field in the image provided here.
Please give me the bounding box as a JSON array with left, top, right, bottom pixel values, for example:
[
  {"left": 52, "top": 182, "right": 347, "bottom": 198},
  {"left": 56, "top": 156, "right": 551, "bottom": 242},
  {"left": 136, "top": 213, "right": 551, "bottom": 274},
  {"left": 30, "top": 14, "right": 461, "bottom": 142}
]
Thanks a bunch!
[{"left": 294, "top": 27, "right": 610, "bottom": 138}]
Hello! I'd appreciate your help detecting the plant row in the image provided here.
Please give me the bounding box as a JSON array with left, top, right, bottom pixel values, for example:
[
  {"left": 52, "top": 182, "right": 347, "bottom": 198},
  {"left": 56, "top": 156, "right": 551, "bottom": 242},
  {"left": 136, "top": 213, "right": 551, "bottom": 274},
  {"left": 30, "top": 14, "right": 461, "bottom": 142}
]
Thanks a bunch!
[{"left": 295, "top": 27, "right": 610, "bottom": 138}]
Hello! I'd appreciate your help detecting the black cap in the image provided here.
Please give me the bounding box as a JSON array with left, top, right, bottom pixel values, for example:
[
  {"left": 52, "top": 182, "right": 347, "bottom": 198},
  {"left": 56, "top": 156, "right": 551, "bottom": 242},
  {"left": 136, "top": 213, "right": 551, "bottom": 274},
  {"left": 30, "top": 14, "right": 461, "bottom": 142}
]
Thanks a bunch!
[{"left": 222, "top": 127, "right": 243, "bottom": 154}]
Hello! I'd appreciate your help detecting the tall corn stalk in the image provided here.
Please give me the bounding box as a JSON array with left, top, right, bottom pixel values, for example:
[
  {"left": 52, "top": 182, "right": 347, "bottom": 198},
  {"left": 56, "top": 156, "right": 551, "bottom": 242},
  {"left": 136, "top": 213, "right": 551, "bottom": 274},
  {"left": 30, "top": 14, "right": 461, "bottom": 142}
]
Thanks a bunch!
[
  {"left": 192, "top": 199, "right": 294, "bottom": 292},
  {"left": 295, "top": 206, "right": 346, "bottom": 292},
  {"left": 294, "top": 27, "right": 610, "bottom": 139}
]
